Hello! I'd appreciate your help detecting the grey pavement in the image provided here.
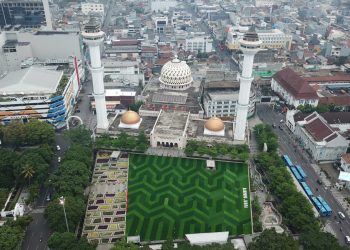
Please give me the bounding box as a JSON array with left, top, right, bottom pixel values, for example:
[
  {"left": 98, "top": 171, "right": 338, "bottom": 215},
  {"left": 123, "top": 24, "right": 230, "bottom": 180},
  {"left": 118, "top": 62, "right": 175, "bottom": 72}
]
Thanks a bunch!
[{"left": 257, "top": 103, "right": 350, "bottom": 245}]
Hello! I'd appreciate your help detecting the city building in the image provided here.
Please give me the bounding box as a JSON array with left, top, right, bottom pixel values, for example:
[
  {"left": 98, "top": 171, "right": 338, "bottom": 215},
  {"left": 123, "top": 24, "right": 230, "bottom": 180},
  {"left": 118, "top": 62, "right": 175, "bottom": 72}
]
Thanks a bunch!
[
  {"left": 81, "top": 2, "right": 104, "bottom": 15},
  {"left": 183, "top": 32, "right": 213, "bottom": 53},
  {"left": 271, "top": 68, "right": 319, "bottom": 108},
  {"left": 153, "top": 16, "right": 168, "bottom": 34},
  {"left": 203, "top": 81, "right": 256, "bottom": 118},
  {"left": 226, "top": 28, "right": 292, "bottom": 51},
  {"left": 103, "top": 60, "right": 144, "bottom": 87},
  {"left": 105, "top": 39, "right": 141, "bottom": 60},
  {"left": 340, "top": 154, "right": 350, "bottom": 172},
  {"left": 0, "top": 65, "right": 82, "bottom": 128},
  {"left": 255, "top": 0, "right": 275, "bottom": 7},
  {"left": 0, "top": 30, "right": 82, "bottom": 72},
  {"left": 294, "top": 112, "right": 348, "bottom": 162},
  {"left": 82, "top": 18, "right": 108, "bottom": 131},
  {"left": 234, "top": 27, "right": 261, "bottom": 141},
  {"left": 148, "top": 0, "right": 177, "bottom": 12},
  {"left": 0, "top": 0, "right": 52, "bottom": 29}
]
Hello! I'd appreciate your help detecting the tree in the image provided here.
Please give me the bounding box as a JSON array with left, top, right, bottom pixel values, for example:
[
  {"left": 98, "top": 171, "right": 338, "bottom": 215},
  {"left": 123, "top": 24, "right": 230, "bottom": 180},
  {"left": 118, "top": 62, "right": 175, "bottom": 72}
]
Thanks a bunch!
[
  {"left": 248, "top": 229, "right": 298, "bottom": 250},
  {"left": 129, "top": 101, "right": 143, "bottom": 112},
  {"left": 63, "top": 145, "right": 92, "bottom": 167},
  {"left": 64, "top": 126, "right": 92, "bottom": 147},
  {"left": 300, "top": 229, "right": 348, "bottom": 250},
  {"left": 0, "top": 224, "right": 25, "bottom": 250},
  {"left": 48, "top": 232, "right": 96, "bottom": 250},
  {"left": 162, "top": 239, "right": 174, "bottom": 250},
  {"left": 51, "top": 160, "right": 90, "bottom": 197},
  {"left": 110, "top": 238, "right": 139, "bottom": 250},
  {"left": 21, "top": 164, "right": 35, "bottom": 185},
  {"left": 45, "top": 196, "right": 85, "bottom": 232},
  {"left": 14, "top": 152, "right": 49, "bottom": 185},
  {"left": 25, "top": 119, "right": 55, "bottom": 145},
  {"left": 3, "top": 121, "right": 27, "bottom": 146},
  {"left": 0, "top": 149, "right": 17, "bottom": 188}
]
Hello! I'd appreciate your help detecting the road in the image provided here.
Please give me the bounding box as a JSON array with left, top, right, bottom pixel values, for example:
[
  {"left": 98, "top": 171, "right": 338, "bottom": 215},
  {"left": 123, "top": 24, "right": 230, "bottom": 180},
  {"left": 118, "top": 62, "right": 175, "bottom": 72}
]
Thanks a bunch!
[
  {"left": 256, "top": 104, "right": 350, "bottom": 245},
  {"left": 22, "top": 134, "right": 70, "bottom": 250}
]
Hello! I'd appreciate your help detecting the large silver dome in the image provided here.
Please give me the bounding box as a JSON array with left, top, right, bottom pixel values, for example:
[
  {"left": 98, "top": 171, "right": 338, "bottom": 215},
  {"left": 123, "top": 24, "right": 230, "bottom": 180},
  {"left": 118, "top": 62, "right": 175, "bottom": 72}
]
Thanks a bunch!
[{"left": 159, "top": 57, "right": 193, "bottom": 90}]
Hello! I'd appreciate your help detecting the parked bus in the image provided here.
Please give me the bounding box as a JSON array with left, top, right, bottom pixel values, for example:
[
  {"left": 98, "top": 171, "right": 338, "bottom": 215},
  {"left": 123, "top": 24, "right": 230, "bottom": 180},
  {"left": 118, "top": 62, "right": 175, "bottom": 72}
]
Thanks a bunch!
[
  {"left": 295, "top": 165, "right": 307, "bottom": 181},
  {"left": 311, "top": 196, "right": 328, "bottom": 217},
  {"left": 317, "top": 196, "right": 332, "bottom": 216},
  {"left": 300, "top": 182, "right": 313, "bottom": 197},
  {"left": 291, "top": 166, "right": 303, "bottom": 182},
  {"left": 282, "top": 155, "right": 293, "bottom": 168}
]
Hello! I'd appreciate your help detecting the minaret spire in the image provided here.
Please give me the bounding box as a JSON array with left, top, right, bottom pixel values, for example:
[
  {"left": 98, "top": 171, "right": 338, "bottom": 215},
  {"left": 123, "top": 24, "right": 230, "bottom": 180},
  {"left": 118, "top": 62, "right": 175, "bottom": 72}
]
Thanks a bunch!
[{"left": 234, "top": 26, "right": 262, "bottom": 141}]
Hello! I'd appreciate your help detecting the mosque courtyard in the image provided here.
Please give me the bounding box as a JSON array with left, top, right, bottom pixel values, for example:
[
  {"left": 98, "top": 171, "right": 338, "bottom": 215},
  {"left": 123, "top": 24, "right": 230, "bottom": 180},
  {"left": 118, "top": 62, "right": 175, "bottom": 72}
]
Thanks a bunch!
[{"left": 126, "top": 154, "right": 252, "bottom": 241}]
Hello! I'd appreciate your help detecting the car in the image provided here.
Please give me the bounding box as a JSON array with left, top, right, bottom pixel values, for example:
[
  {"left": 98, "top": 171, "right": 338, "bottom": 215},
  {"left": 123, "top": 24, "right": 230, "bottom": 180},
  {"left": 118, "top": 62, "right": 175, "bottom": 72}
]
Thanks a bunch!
[
  {"left": 280, "top": 119, "right": 284, "bottom": 123},
  {"left": 46, "top": 194, "right": 51, "bottom": 201},
  {"left": 76, "top": 109, "right": 81, "bottom": 113},
  {"left": 272, "top": 124, "right": 276, "bottom": 128},
  {"left": 316, "top": 179, "right": 323, "bottom": 185},
  {"left": 58, "top": 157, "right": 61, "bottom": 163},
  {"left": 338, "top": 211, "right": 346, "bottom": 220},
  {"left": 56, "top": 145, "right": 61, "bottom": 151},
  {"left": 345, "top": 236, "right": 350, "bottom": 244}
]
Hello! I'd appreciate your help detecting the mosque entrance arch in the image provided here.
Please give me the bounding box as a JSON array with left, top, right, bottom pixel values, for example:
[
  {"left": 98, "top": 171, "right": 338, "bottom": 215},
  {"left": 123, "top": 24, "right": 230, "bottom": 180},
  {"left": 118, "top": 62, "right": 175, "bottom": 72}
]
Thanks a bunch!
[{"left": 66, "top": 115, "right": 83, "bottom": 130}]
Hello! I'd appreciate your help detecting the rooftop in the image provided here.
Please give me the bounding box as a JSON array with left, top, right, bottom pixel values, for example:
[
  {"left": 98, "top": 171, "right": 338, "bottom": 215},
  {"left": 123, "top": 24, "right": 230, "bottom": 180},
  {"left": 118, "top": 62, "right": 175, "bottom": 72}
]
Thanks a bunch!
[
  {"left": 153, "top": 111, "right": 188, "bottom": 136},
  {"left": 273, "top": 68, "right": 318, "bottom": 99},
  {"left": 0, "top": 67, "right": 63, "bottom": 95},
  {"left": 304, "top": 116, "right": 334, "bottom": 142},
  {"left": 306, "top": 75, "right": 350, "bottom": 84},
  {"left": 342, "top": 154, "right": 350, "bottom": 164}
]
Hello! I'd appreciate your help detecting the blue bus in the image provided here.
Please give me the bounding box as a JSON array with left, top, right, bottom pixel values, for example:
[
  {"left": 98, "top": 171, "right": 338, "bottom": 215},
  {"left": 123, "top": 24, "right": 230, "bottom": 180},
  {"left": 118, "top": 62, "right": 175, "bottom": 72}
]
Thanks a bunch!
[
  {"left": 282, "top": 155, "right": 293, "bottom": 168},
  {"left": 300, "top": 182, "right": 313, "bottom": 197},
  {"left": 295, "top": 165, "right": 307, "bottom": 181},
  {"left": 291, "top": 166, "right": 303, "bottom": 182},
  {"left": 311, "top": 196, "right": 328, "bottom": 217},
  {"left": 317, "top": 196, "right": 332, "bottom": 216}
]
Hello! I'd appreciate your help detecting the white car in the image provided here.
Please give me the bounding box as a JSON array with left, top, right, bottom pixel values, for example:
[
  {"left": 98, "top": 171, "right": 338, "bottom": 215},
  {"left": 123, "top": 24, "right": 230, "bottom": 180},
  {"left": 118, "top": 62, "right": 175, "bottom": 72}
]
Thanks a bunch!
[
  {"left": 345, "top": 236, "right": 350, "bottom": 244},
  {"left": 58, "top": 157, "right": 61, "bottom": 163},
  {"left": 338, "top": 211, "right": 346, "bottom": 220},
  {"left": 56, "top": 145, "right": 61, "bottom": 151}
]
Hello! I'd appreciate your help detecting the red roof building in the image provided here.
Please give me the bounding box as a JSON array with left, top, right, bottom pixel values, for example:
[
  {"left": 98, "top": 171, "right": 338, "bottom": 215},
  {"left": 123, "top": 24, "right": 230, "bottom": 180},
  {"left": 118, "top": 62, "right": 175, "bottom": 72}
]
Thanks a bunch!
[
  {"left": 295, "top": 112, "right": 348, "bottom": 162},
  {"left": 271, "top": 68, "right": 319, "bottom": 108}
]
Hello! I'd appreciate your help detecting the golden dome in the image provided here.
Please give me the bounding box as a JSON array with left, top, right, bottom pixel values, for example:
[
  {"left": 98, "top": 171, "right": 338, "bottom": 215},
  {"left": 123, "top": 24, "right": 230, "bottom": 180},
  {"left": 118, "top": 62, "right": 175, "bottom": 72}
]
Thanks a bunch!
[
  {"left": 205, "top": 117, "right": 224, "bottom": 132},
  {"left": 121, "top": 110, "right": 141, "bottom": 125}
]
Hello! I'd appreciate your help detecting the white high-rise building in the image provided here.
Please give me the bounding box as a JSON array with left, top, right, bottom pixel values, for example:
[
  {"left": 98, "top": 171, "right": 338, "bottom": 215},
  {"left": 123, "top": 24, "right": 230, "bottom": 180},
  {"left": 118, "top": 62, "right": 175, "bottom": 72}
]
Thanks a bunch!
[
  {"left": 82, "top": 19, "right": 108, "bottom": 131},
  {"left": 234, "top": 28, "right": 261, "bottom": 141}
]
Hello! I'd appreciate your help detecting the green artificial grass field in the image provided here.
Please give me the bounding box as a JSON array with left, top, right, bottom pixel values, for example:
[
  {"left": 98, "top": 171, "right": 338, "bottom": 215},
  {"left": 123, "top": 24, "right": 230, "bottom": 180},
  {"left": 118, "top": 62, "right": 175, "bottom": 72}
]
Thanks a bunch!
[{"left": 126, "top": 154, "right": 252, "bottom": 241}]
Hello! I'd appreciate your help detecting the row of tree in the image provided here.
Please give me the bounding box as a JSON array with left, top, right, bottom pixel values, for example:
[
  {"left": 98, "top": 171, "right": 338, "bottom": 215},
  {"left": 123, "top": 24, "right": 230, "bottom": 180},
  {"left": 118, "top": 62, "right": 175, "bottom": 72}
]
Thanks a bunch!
[
  {"left": 45, "top": 127, "right": 96, "bottom": 250},
  {"left": 297, "top": 104, "right": 342, "bottom": 113},
  {"left": 96, "top": 131, "right": 148, "bottom": 152},
  {"left": 253, "top": 124, "right": 278, "bottom": 152},
  {"left": 0, "top": 120, "right": 55, "bottom": 146},
  {"left": 253, "top": 124, "right": 347, "bottom": 250},
  {"left": 185, "top": 140, "right": 250, "bottom": 161}
]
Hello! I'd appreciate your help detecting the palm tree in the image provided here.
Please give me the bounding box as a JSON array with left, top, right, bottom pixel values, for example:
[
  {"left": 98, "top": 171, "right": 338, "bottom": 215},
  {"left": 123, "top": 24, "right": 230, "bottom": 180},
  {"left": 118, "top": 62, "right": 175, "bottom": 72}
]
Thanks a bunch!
[{"left": 21, "top": 165, "right": 35, "bottom": 185}]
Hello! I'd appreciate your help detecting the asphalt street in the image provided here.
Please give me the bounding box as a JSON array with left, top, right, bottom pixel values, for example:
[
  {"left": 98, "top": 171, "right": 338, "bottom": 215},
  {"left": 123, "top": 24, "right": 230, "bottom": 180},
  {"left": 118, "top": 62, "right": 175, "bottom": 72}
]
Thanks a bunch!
[
  {"left": 22, "top": 134, "right": 70, "bottom": 250},
  {"left": 257, "top": 104, "right": 350, "bottom": 245}
]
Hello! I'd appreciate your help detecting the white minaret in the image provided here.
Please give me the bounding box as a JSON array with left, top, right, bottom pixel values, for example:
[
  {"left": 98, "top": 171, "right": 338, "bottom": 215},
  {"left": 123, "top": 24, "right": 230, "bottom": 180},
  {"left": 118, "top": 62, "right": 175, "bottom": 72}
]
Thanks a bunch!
[
  {"left": 82, "top": 19, "right": 109, "bottom": 130},
  {"left": 234, "top": 27, "right": 261, "bottom": 141}
]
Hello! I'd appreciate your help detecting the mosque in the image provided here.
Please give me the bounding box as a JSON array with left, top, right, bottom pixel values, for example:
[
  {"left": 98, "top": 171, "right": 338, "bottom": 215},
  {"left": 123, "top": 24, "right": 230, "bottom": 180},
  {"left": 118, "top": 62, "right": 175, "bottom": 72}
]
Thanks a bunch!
[{"left": 85, "top": 21, "right": 261, "bottom": 148}]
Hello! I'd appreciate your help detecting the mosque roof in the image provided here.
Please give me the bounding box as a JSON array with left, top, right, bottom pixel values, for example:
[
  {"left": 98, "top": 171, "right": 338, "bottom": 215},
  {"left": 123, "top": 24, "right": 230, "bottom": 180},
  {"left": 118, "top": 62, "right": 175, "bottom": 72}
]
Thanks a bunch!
[
  {"left": 204, "top": 117, "right": 225, "bottom": 132},
  {"left": 159, "top": 57, "right": 193, "bottom": 87},
  {"left": 120, "top": 110, "right": 140, "bottom": 125}
]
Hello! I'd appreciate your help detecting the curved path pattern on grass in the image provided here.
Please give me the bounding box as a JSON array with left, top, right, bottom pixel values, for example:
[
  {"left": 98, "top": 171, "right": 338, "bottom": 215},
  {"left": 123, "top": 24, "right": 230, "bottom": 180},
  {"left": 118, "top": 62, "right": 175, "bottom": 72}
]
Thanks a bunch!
[{"left": 126, "top": 154, "right": 252, "bottom": 241}]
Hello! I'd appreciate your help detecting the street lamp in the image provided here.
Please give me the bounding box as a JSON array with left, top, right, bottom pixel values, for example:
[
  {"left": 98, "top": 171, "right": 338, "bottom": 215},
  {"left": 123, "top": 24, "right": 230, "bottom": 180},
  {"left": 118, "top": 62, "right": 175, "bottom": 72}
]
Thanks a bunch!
[{"left": 59, "top": 196, "right": 69, "bottom": 232}]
